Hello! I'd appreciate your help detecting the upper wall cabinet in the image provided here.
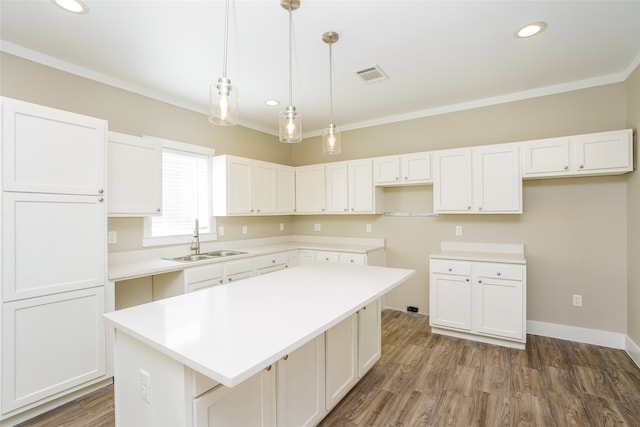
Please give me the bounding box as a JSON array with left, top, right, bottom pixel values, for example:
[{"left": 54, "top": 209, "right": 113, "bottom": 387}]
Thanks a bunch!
[
  {"left": 1, "top": 97, "right": 106, "bottom": 196},
  {"left": 373, "top": 152, "right": 431, "bottom": 186},
  {"left": 433, "top": 143, "right": 521, "bottom": 214},
  {"left": 212, "top": 155, "right": 285, "bottom": 216},
  {"left": 107, "top": 132, "right": 162, "bottom": 217},
  {"left": 326, "top": 160, "right": 382, "bottom": 214},
  {"left": 522, "top": 129, "right": 633, "bottom": 179},
  {"left": 276, "top": 165, "right": 296, "bottom": 214},
  {"left": 296, "top": 164, "right": 326, "bottom": 214}
]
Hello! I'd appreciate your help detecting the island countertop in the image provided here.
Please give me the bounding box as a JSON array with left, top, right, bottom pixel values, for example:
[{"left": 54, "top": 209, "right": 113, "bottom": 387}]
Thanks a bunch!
[{"left": 103, "top": 263, "right": 414, "bottom": 388}]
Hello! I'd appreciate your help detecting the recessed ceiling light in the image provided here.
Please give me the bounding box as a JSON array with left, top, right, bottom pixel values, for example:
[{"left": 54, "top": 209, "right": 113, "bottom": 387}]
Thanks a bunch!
[
  {"left": 265, "top": 99, "right": 280, "bottom": 106},
  {"left": 52, "top": 0, "right": 89, "bottom": 14},
  {"left": 516, "top": 22, "right": 546, "bottom": 38}
]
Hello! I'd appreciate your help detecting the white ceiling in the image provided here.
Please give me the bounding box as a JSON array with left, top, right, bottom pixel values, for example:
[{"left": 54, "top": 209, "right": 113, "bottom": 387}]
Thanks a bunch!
[{"left": 2, "top": 0, "right": 640, "bottom": 138}]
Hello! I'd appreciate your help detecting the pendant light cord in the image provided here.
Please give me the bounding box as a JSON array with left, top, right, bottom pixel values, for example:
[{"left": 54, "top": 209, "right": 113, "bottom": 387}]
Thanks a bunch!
[
  {"left": 288, "top": 4, "right": 293, "bottom": 106},
  {"left": 222, "top": 0, "right": 230, "bottom": 77},
  {"left": 328, "top": 40, "right": 334, "bottom": 125}
]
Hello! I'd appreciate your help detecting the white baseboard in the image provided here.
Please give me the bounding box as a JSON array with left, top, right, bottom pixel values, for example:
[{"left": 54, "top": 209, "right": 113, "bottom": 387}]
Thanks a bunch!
[
  {"left": 527, "top": 320, "right": 626, "bottom": 349},
  {"left": 626, "top": 335, "right": 640, "bottom": 369}
]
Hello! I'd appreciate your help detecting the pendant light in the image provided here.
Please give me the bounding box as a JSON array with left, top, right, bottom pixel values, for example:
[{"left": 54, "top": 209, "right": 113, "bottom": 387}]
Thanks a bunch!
[
  {"left": 279, "top": 0, "right": 302, "bottom": 143},
  {"left": 321, "top": 31, "right": 340, "bottom": 155},
  {"left": 209, "top": 0, "right": 238, "bottom": 126}
]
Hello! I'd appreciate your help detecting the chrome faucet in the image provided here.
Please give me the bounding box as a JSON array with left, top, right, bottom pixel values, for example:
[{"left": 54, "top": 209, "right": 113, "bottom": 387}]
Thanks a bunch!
[{"left": 190, "top": 218, "right": 200, "bottom": 255}]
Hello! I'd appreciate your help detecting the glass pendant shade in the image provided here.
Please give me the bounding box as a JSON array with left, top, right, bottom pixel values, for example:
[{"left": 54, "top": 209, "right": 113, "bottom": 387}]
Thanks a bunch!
[
  {"left": 279, "top": 106, "right": 302, "bottom": 143},
  {"left": 322, "top": 124, "right": 341, "bottom": 154},
  {"left": 209, "top": 77, "right": 238, "bottom": 126}
]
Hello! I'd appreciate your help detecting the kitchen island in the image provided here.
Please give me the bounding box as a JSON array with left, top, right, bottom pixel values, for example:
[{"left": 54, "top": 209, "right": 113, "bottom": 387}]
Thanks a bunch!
[{"left": 103, "top": 263, "right": 414, "bottom": 427}]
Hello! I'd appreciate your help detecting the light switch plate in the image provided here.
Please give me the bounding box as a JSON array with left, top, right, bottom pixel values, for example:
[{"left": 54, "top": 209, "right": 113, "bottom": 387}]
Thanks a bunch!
[
  {"left": 108, "top": 231, "right": 117, "bottom": 244},
  {"left": 314, "top": 223, "right": 321, "bottom": 232},
  {"left": 455, "top": 225, "right": 463, "bottom": 236}
]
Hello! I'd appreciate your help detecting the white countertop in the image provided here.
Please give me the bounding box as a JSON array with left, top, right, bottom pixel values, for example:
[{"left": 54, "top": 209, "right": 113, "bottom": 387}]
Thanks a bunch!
[
  {"left": 430, "top": 241, "right": 526, "bottom": 264},
  {"left": 108, "top": 237, "right": 385, "bottom": 281},
  {"left": 103, "top": 263, "right": 414, "bottom": 388}
]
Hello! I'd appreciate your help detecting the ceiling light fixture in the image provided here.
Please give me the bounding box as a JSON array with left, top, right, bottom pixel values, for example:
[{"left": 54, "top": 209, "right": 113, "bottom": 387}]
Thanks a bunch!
[
  {"left": 322, "top": 31, "right": 340, "bottom": 155},
  {"left": 279, "top": 0, "right": 302, "bottom": 143},
  {"left": 516, "top": 22, "right": 546, "bottom": 38},
  {"left": 209, "top": 0, "right": 238, "bottom": 126},
  {"left": 265, "top": 99, "right": 280, "bottom": 106},
  {"left": 51, "top": 0, "right": 88, "bottom": 14}
]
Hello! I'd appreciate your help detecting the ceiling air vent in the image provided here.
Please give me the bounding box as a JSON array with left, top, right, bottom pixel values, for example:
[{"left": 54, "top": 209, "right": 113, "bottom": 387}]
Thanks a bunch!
[{"left": 356, "top": 64, "right": 389, "bottom": 84}]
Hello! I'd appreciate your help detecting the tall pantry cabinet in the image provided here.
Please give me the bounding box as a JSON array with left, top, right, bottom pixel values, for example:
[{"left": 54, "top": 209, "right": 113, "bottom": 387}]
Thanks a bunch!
[{"left": 0, "top": 98, "right": 108, "bottom": 422}]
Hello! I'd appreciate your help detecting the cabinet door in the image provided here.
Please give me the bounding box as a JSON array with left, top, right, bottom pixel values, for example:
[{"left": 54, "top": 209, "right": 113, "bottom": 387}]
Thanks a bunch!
[
  {"left": 295, "top": 165, "right": 326, "bottom": 214},
  {"left": 357, "top": 299, "right": 381, "bottom": 377},
  {"left": 2, "top": 192, "right": 106, "bottom": 301},
  {"left": 429, "top": 273, "right": 471, "bottom": 331},
  {"left": 1, "top": 287, "right": 106, "bottom": 412},
  {"left": 573, "top": 129, "right": 632, "bottom": 173},
  {"left": 325, "top": 163, "right": 349, "bottom": 213},
  {"left": 474, "top": 144, "right": 521, "bottom": 213},
  {"left": 401, "top": 152, "right": 431, "bottom": 183},
  {"left": 433, "top": 148, "right": 472, "bottom": 212},
  {"left": 1, "top": 97, "right": 106, "bottom": 195},
  {"left": 227, "top": 157, "right": 253, "bottom": 214},
  {"left": 253, "top": 161, "right": 277, "bottom": 214},
  {"left": 193, "top": 368, "right": 276, "bottom": 427},
  {"left": 315, "top": 251, "right": 339, "bottom": 264},
  {"left": 277, "top": 166, "right": 296, "bottom": 214},
  {"left": 325, "top": 313, "right": 357, "bottom": 410},
  {"left": 276, "top": 336, "right": 325, "bottom": 427},
  {"left": 348, "top": 160, "right": 374, "bottom": 213},
  {"left": 522, "top": 137, "right": 570, "bottom": 176},
  {"left": 373, "top": 156, "right": 401, "bottom": 184},
  {"left": 108, "top": 132, "right": 162, "bottom": 217},
  {"left": 474, "top": 277, "right": 524, "bottom": 340}
]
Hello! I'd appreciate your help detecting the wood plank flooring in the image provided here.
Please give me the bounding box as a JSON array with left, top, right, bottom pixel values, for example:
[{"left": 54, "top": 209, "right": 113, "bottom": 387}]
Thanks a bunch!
[{"left": 16, "top": 310, "right": 640, "bottom": 427}]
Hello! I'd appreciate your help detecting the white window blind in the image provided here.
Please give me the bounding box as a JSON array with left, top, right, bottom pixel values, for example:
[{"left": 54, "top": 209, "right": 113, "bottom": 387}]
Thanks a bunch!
[{"left": 150, "top": 148, "right": 211, "bottom": 237}]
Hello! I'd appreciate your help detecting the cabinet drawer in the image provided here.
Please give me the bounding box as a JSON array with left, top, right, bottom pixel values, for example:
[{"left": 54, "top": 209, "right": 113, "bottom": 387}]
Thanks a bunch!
[
  {"left": 316, "top": 252, "right": 339, "bottom": 263},
  {"left": 339, "top": 253, "right": 366, "bottom": 265},
  {"left": 254, "top": 252, "right": 289, "bottom": 270},
  {"left": 224, "top": 258, "right": 255, "bottom": 276},
  {"left": 187, "top": 278, "right": 225, "bottom": 293},
  {"left": 475, "top": 263, "right": 523, "bottom": 281},
  {"left": 185, "top": 263, "right": 224, "bottom": 285},
  {"left": 430, "top": 260, "right": 471, "bottom": 276}
]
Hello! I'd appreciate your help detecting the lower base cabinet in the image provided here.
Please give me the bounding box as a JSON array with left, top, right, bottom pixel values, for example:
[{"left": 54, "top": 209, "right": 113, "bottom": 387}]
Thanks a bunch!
[
  {"left": 1, "top": 287, "right": 106, "bottom": 415},
  {"left": 325, "top": 313, "right": 358, "bottom": 410}
]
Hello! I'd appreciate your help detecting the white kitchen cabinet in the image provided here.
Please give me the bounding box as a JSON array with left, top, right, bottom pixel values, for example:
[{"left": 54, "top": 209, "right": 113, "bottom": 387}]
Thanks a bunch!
[
  {"left": 193, "top": 368, "right": 276, "bottom": 427},
  {"left": 373, "top": 152, "right": 431, "bottom": 185},
  {"left": 429, "top": 243, "right": 526, "bottom": 349},
  {"left": 339, "top": 253, "right": 367, "bottom": 266},
  {"left": 1, "top": 287, "right": 106, "bottom": 413},
  {"left": 315, "top": 251, "right": 340, "bottom": 264},
  {"left": 522, "top": 129, "right": 633, "bottom": 178},
  {"left": 325, "top": 160, "right": 381, "bottom": 214},
  {"left": 255, "top": 252, "right": 289, "bottom": 275},
  {"left": 357, "top": 299, "right": 381, "bottom": 377},
  {"left": 276, "top": 336, "right": 326, "bottom": 427},
  {"left": 2, "top": 192, "right": 106, "bottom": 301},
  {"left": 212, "top": 155, "right": 278, "bottom": 216},
  {"left": 325, "top": 313, "right": 358, "bottom": 410},
  {"left": 277, "top": 166, "right": 296, "bottom": 214},
  {"left": 1, "top": 97, "right": 106, "bottom": 196},
  {"left": 433, "top": 143, "right": 521, "bottom": 214},
  {"left": 224, "top": 257, "right": 255, "bottom": 283},
  {"left": 107, "top": 131, "right": 162, "bottom": 217},
  {"left": 295, "top": 165, "right": 326, "bottom": 214},
  {"left": 185, "top": 263, "right": 225, "bottom": 292}
]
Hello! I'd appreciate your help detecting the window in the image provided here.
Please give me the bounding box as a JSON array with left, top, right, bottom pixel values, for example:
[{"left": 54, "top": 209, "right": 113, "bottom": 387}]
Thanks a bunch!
[{"left": 143, "top": 137, "right": 216, "bottom": 246}]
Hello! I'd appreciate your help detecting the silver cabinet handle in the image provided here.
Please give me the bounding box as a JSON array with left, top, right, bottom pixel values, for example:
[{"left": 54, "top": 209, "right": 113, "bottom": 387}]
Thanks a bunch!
[
  {"left": 98, "top": 197, "right": 104, "bottom": 203},
  {"left": 395, "top": 176, "right": 399, "bottom": 181},
  {"left": 478, "top": 280, "right": 483, "bottom": 284},
  {"left": 404, "top": 176, "right": 408, "bottom": 180},
  {"left": 156, "top": 208, "right": 161, "bottom": 212},
  {"left": 98, "top": 188, "right": 104, "bottom": 194},
  {"left": 578, "top": 164, "right": 584, "bottom": 169},
  {"left": 448, "top": 268, "right": 452, "bottom": 272},
  {"left": 478, "top": 206, "right": 483, "bottom": 211},
  {"left": 564, "top": 165, "right": 569, "bottom": 170},
  {"left": 283, "top": 355, "right": 289, "bottom": 361},
  {"left": 496, "top": 272, "right": 501, "bottom": 276},
  {"left": 467, "top": 206, "right": 471, "bottom": 210},
  {"left": 466, "top": 278, "right": 470, "bottom": 282}
]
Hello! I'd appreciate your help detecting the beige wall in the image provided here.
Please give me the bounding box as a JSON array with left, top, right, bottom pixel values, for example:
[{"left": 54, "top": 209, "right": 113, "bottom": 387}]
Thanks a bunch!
[
  {"left": 626, "top": 65, "right": 640, "bottom": 346},
  {"left": 1, "top": 51, "right": 635, "bottom": 335}
]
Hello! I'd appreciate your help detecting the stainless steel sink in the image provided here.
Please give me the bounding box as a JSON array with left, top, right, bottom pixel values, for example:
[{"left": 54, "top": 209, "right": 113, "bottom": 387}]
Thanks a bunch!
[
  {"left": 201, "top": 250, "right": 247, "bottom": 257},
  {"left": 168, "top": 254, "right": 216, "bottom": 262},
  {"left": 166, "top": 250, "right": 247, "bottom": 262}
]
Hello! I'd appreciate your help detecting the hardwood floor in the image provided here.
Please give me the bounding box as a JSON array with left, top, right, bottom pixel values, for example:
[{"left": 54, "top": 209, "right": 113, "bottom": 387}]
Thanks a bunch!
[{"left": 16, "top": 310, "right": 640, "bottom": 427}]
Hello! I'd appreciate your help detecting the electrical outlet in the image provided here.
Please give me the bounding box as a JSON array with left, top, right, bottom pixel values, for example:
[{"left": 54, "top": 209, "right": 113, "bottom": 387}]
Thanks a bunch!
[
  {"left": 242, "top": 225, "right": 248, "bottom": 235},
  {"left": 455, "top": 225, "right": 463, "bottom": 237},
  {"left": 366, "top": 224, "right": 372, "bottom": 233},
  {"left": 280, "top": 223, "right": 284, "bottom": 232},
  {"left": 218, "top": 226, "right": 225, "bottom": 236},
  {"left": 572, "top": 294, "right": 583, "bottom": 307},
  {"left": 314, "top": 223, "right": 321, "bottom": 232},
  {"left": 140, "top": 369, "right": 150, "bottom": 403},
  {"left": 108, "top": 231, "right": 117, "bottom": 244}
]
